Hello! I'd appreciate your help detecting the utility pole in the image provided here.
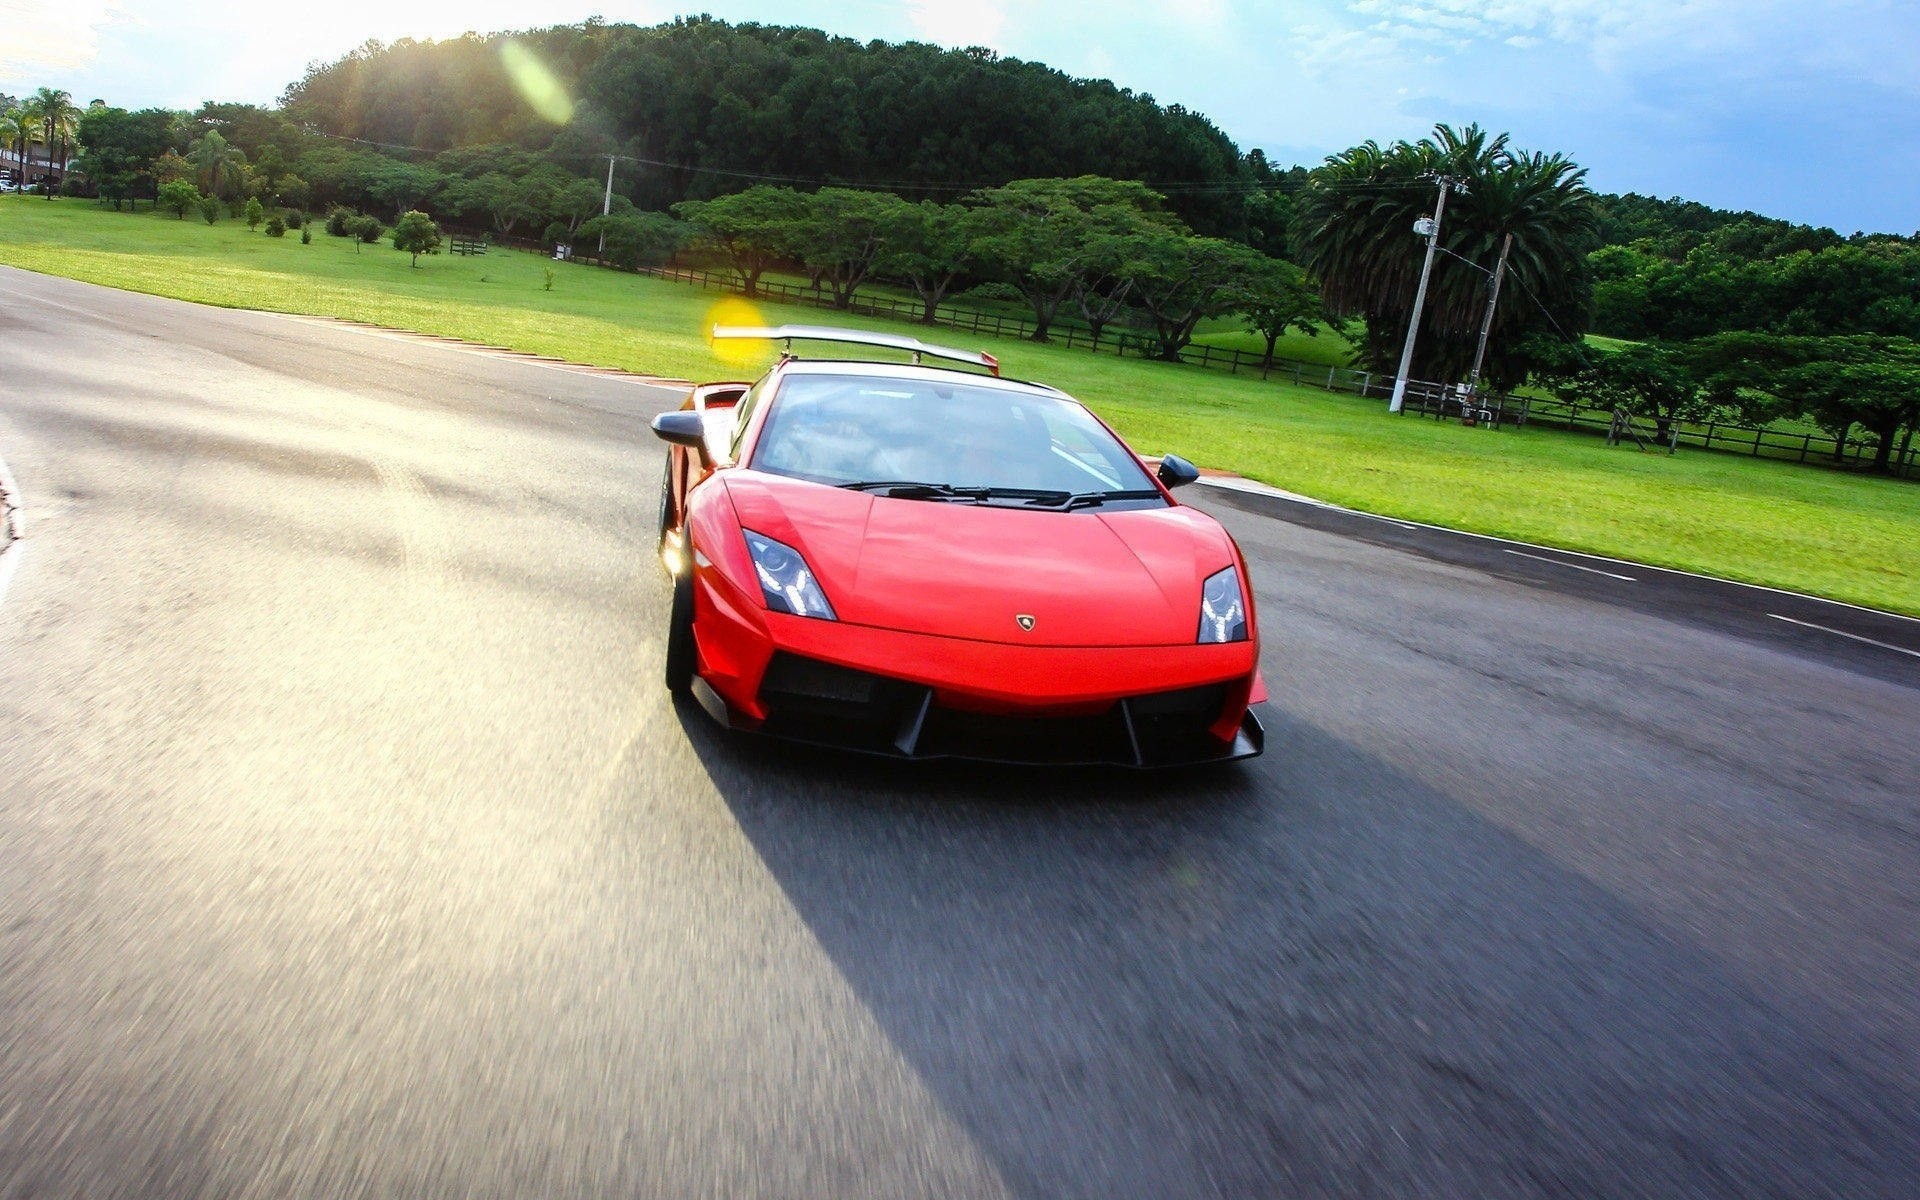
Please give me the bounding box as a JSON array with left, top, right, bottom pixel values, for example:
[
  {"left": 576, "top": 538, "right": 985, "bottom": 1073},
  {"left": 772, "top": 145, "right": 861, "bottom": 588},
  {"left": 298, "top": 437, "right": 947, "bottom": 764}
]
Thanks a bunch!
[
  {"left": 1388, "top": 174, "right": 1467, "bottom": 414},
  {"left": 1463, "top": 231, "right": 1515, "bottom": 399},
  {"left": 598, "top": 154, "right": 615, "bottom": 255}
]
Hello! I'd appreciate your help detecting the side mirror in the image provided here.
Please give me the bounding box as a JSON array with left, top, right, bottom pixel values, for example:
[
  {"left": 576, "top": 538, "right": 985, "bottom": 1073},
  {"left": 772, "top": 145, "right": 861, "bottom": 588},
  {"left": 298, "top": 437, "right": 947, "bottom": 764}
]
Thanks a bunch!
[
  {"left": 652, "top": 410, "right": 706, "bottom": 448},
  {"left": 1157, "top": 454, "right": 1200, "bottom": 489}
]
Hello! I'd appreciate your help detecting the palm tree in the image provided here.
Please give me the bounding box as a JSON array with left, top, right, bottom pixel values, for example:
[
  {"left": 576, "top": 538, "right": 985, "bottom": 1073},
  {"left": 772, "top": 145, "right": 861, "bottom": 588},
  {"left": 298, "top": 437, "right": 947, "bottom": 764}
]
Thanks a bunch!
[
  {"left": 186, "top": 130, "right": 247, "bottom": 202},
  {"left": 6, "top": 103, "right": 39, "bottom": 189},
  {"left": 1295, "top": 123, "right": 1598, "bottom": 389},
  {"left": 30, "top": 88, "right": 76, "bottom": 198}
]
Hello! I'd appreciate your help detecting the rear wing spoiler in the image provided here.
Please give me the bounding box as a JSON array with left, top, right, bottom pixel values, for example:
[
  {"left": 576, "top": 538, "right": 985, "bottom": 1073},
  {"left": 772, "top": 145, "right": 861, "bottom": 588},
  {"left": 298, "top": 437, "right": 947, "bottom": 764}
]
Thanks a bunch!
[{"left": 711, "top": 324, "right": 1000, "bottom": 377}]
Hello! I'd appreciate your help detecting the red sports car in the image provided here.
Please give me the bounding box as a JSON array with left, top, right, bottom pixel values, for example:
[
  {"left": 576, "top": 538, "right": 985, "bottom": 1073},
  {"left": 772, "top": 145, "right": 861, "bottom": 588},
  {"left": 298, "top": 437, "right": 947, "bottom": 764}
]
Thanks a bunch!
[{"left": 651, "top": 326, "right": 1265, "bottom": 767}]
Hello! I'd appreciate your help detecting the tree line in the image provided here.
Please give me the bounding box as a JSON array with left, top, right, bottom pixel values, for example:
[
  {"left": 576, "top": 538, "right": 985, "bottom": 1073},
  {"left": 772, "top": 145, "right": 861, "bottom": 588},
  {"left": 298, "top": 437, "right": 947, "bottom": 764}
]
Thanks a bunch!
[{"left": 280, "top": 17, "right": 1260, "bottom": 239}]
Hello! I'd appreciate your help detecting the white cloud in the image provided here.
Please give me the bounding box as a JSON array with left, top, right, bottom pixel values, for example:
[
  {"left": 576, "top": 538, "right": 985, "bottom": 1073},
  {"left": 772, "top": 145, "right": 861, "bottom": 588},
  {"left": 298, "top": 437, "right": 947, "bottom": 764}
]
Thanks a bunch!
[
  {"left": 0, "top": 0, "right": 128, "bottom": 76},
  {"left": 906, "top": 0, "right": 1006, "bottom": 50}
]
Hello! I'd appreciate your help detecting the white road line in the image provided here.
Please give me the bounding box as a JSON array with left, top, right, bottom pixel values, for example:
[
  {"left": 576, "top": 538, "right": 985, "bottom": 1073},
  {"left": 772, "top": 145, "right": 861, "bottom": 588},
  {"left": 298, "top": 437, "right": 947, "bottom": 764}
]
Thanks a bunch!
[
  {"left": 1502, "top": 549, "right": 1636, "bottom": 581},
  {"left": 1768, "top": 614, "right": 1920, "bottom": 660}
]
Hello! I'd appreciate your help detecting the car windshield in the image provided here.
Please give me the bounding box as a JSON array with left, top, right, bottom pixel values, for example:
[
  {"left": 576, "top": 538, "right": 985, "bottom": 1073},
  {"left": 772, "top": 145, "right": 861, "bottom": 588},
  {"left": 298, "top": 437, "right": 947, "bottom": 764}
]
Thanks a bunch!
[{"left": 749, "top": 372, "right": 1162, "bottom": 504}]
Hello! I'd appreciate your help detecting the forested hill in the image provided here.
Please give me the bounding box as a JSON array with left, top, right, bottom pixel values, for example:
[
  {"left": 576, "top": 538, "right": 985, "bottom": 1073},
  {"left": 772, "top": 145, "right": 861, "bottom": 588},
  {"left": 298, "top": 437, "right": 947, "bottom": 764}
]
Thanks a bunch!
[{"left": 281, "top": 17, "right": 1258, "bottom": 236}]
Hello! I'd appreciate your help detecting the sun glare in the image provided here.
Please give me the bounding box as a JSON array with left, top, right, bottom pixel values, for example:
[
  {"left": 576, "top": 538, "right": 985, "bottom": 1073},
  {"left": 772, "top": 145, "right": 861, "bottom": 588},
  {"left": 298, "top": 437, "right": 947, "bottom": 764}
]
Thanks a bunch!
[
  {"left": 706, "top": 298, "right": 770, "bottom": 369},
  {"left": 499, "top": 39, "right": 574, "bottom": 125}
]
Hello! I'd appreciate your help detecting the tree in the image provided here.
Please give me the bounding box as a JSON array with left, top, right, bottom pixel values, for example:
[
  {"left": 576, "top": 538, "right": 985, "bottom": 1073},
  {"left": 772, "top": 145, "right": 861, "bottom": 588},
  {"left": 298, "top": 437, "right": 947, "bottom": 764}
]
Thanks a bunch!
[
  {"left": 1237, "top": 257, "right": 1323, "bottom": 368},
  {"left": 964, "top": 176, "right": 1176, "bottom": 342},
  {"left": 1113, "top": 231, "right": 1270, "bottom": 360},
  {"left": 789, "top": 188, "right": 905, "bottom": 310},
  {"left": 391, "top": 210, "right": 442, "bottom": 265},
  {"left": 244, "top": 196, "right": 265, "bottom": 230},
  {"left": 1296, "top": 124, "right": 1598, "bottom": 389},
  {"left": 875, "top": 201, "right": 971, "bottom": 324},
  {"left": 6, "top": 106, "right": 38, "bottom": 189},
  {"left": 672, "top": 185, "right": 808, "bottom": 298},
  {"left": 156, "top": 180, "right": 201, "bottom": 219},
  {"left": 1688, "top": 333, "right": 1920, "bottom": 472},
  {"left": 440, "top": 170, "right": 546, "bottom": 237},
  {"left": 576, "top": 210, "right": 686, "bottom": 269},
  {"left": 1537, "top": 342, "right": 1712, "bottom": 442},
  {"left": 363, "top": 160, "right": 444, "bottom": 221},
  {"left": 151, "top": 150, "right": 192, "bottom": 186},
  {"left": 350, "top": 213, "right": 384, "bottom": 248},
  {"left": 73, "top": 106, "right": 177, "bottom": 210},
  {"left": 187, "top": 130, "right": 249, "bottom": 203},
  {"left": 30, "top": 88, "right": 77, "bottom": 198}
]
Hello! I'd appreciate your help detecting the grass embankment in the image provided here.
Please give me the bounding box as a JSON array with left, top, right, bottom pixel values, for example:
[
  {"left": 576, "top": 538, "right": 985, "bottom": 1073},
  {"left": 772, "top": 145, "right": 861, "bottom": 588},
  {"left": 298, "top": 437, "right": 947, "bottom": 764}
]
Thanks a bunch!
[{"left": 2, "top": 197, "right": 1915, "bottom": 615}]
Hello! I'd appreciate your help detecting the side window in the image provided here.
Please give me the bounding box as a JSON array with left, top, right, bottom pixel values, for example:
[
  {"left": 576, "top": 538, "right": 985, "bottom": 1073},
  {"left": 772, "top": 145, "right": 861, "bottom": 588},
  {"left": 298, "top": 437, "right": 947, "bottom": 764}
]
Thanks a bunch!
[{"left": 728, "top": 375, "right": 771, "bottom": 462}]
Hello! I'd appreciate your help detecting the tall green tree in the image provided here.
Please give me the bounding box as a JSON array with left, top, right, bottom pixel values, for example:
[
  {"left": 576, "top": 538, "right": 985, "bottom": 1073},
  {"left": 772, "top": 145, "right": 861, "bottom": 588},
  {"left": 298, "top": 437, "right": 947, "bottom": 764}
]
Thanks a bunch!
[
  {"left": 576, "top": 210, "right": 686, "bottom": 269},
  {"left": 672, "top": 185, "right": 808, "bottom": 298},
  {"left": 875, "top": 201, "right": 972, "bottom": 324},
  {"left": 6, "top": 105, "right": 37, "bottom": 186},
  {"left": 74, "top": 106, "right": 178, "bottom": 209},
  {"left": 1536, "top": 342, "right": 1713, "bottom": 442},
  {"left": 1296, "top": 123, "right": 1598, "bottom": 388},
  {"left": 187, "top": 130, "right": 249, "bottom": 202},
  {"left": 790, "top": 188, "right": 906, "bottom": 310},
  {"left": 30, "top": 88, "right": 77, "bottom": 196},
  {"left": 1688, "top": 332, "right": 1920, "bottom": 472},
  {"left": 1113, "top": 230, "right": 1271, "bottom": 360},
  {"left": 1237, "top": 257, "right": 1323, "bottom": 368},
  {"left": 963, "top": 176, "right": 1175, "bottom": 342}
]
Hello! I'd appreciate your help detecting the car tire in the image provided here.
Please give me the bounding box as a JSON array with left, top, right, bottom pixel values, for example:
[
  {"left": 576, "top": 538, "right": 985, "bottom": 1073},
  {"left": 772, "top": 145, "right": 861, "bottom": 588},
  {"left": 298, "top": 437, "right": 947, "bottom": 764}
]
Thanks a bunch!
[{"left": 664, "top": 570, "right": 696, "bottom": 694}]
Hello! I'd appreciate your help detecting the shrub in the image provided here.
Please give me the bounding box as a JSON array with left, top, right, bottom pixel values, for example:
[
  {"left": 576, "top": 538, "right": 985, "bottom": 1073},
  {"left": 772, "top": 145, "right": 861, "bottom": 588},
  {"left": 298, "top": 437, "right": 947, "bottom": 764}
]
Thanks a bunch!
[
  {"left": 264, "top": 214, "right": 286, "bottom": 237},
  {"left": 325, "top": 205, "right": 355, "bottom": 237},
  {"left": 199, "top": 196, "right": 220, "bottom": 224},
  {"left": 300, "top": 225, "right": 312, "bottom": 245},
  {"left": 350, "top": 214, "right": 384, "bottom": 244},
  {"left": 157, "top": 180, "right": 200, "bottom": 220},
  {"left": 244, "top": 197, "right": 265, "bottom": 230},
  {"left": 284, "top": 209, "right": 303, "bottom": 230}
]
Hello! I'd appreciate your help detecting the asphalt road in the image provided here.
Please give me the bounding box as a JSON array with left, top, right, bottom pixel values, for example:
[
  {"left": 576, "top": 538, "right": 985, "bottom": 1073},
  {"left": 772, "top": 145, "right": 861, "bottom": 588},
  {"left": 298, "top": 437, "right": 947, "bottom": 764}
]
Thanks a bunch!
[{"left": 1, "top": 266, "right": 1916, "bottom": 1199}]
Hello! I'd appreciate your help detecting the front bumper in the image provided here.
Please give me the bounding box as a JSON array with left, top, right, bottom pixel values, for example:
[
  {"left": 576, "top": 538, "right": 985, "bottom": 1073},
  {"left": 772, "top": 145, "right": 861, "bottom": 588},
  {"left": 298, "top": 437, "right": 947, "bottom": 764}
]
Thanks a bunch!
[{"left": 687, "top": 571, "right": 1265, "bottom": 768}]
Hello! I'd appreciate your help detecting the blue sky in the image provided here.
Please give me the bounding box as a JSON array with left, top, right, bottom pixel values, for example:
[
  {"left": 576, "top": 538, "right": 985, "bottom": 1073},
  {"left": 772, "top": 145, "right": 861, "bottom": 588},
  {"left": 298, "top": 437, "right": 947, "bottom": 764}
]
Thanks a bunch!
[{"left": 3, "top": 0, "right": 1915, "bottom": 235}]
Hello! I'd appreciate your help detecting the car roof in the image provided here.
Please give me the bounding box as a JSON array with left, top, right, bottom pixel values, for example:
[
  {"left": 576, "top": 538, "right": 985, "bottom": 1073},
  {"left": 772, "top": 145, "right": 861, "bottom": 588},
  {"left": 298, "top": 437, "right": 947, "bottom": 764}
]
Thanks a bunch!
[{"left": 766, "top": 357, "right": 1074, "bottom": 401}]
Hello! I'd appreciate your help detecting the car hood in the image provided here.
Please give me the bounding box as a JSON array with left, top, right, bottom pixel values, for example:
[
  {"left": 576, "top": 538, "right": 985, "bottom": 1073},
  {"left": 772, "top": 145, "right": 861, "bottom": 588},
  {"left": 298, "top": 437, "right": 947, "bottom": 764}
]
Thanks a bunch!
[{"left": 722, "top": 472, "right": 1236, "bottom": 646}]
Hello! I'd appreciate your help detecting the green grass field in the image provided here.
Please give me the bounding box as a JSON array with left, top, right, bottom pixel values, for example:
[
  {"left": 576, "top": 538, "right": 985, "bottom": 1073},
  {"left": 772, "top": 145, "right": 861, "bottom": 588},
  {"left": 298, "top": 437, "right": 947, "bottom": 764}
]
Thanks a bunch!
[{"left": 3, "top": 196, "right": 1915, "bottom": 615}]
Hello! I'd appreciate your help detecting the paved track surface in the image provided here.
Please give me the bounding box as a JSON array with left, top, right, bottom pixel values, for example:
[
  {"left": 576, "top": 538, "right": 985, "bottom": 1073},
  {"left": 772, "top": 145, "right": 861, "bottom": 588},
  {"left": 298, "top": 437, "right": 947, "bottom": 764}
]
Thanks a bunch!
[{"left": 1, "top": 267, "right": 1916, "bottom": 1199}]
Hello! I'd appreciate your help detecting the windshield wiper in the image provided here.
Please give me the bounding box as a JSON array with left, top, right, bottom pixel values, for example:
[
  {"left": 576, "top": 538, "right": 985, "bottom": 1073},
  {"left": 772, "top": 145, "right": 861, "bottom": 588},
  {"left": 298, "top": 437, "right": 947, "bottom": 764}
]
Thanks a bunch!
[
  {"left": 838, "top": 480, "right": 992, "bottom": 501},
  {"left": 1052, "top": 489, "right": 1166, "bottom": 511}
]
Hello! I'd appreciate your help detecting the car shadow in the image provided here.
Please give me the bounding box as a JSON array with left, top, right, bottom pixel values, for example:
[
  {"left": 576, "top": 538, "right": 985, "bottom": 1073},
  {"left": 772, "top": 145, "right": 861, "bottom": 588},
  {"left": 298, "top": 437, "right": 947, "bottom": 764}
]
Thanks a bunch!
[{"left": 674, "top": 701, "right": 1920, "bottom": 1199}]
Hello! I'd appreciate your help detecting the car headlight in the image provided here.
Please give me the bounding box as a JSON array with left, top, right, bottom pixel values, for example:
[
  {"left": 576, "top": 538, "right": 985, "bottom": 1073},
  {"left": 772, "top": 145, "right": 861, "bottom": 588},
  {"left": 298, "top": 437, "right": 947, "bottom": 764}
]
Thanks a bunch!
[
  {"left": 743, "top": 530, "right": 836, "bottom": 620},
  {"left": 1197, "top": 565, "right": 1247, "bottom": 643}
]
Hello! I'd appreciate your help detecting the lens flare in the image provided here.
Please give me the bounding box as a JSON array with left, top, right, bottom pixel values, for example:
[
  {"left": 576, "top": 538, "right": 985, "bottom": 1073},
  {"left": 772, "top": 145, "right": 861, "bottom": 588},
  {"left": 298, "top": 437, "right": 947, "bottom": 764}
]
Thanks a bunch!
[
  {"left": 706, "top": 297, "right": 773, "bottom": 370},
  {"left": 500, "top": 40, "right": 574, "bottom": 125}
]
